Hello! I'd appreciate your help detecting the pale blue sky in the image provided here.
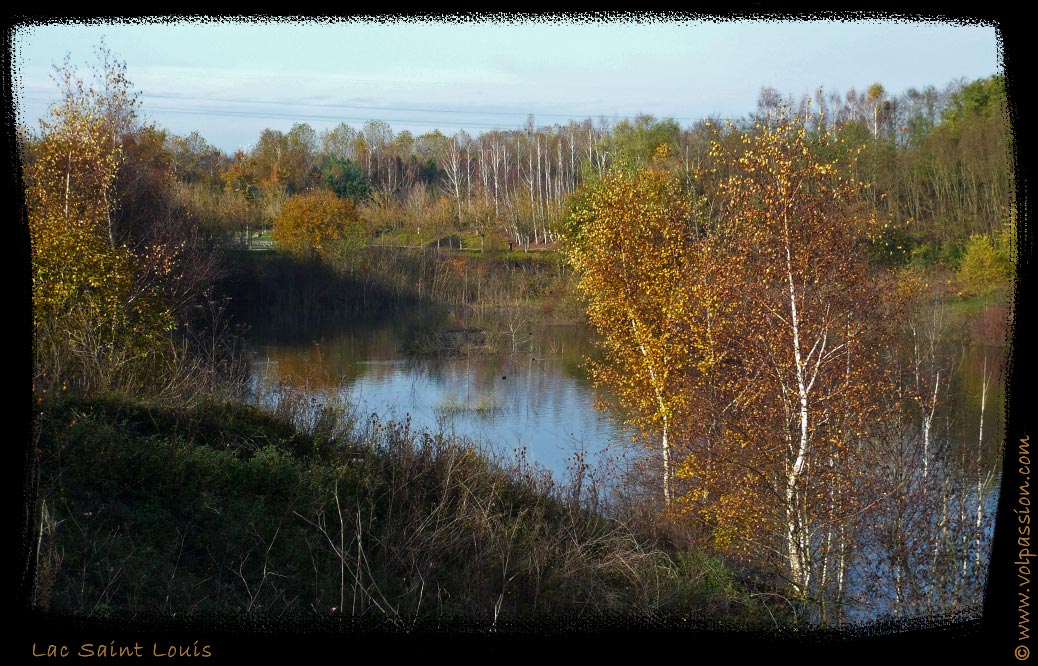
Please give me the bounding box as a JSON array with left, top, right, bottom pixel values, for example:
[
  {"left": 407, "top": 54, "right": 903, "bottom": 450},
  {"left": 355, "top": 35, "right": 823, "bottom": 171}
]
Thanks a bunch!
[{"left": 11, "top": 17, "right": 1002, "bottom": 153}]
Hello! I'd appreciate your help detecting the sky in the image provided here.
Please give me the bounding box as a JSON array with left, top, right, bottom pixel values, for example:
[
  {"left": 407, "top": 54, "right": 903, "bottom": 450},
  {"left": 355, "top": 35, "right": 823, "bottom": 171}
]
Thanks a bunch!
[{"left": 10, "top": 17, "right": 1003, "bottom": 154}]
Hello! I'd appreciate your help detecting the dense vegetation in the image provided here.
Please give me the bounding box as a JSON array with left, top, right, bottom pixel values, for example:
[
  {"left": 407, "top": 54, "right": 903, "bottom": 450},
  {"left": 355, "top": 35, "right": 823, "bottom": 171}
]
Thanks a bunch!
[
  {"left": 566, "top": 121, "right": 1007, "bottom": 622},
  {"left": 150, "top": 77, "right": 1014, "bottom": 278},
  {"left": 23, "top": 44, "right": 1015, "bottom": 628},
  {"left": 36, "top": 396, "right": 770, "bottom": 621}
]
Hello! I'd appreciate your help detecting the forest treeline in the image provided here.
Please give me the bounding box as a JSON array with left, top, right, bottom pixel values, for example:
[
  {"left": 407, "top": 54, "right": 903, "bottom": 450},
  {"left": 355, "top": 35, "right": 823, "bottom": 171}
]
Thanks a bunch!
[
  {"left": 22, "top": 71, "right": 1012, "bottom": 262},
  {"left": 23, "top": 45, "right": 1015, "bottom": 626},
  {"left": 182, "top": 76, "right": 1014, "bottom": 259}
]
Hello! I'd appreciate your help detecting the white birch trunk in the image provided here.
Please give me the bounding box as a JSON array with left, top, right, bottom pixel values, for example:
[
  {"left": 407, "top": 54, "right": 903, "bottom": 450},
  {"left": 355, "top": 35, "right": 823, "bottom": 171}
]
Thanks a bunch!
[
  {"left": 783, "top": 211, "right": 811, "bottom": 598},
  {"left": 633, "top": 318, "right": 671, "bottom": 506}
]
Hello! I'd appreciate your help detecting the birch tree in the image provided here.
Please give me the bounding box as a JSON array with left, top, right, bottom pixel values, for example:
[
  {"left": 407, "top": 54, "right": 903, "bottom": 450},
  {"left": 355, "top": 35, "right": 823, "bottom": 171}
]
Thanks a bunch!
[
  {"left": 441, "top": 133, "right": 467, "bottom": 227},
  {"left": 28, "top": 48, "right": 177, "bottom": 396},
  {"left": 565, "top": 151, "right": 702, "bottom": 506},
  {"left": 676, "top": 121, "right": 903, "bottom": 607}
]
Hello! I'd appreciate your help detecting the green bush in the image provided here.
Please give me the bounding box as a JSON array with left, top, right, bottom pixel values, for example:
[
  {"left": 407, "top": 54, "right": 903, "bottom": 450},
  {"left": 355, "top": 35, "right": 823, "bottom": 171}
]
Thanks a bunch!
[{"left": 909, "top": 239, "right": 967, "bottom": 270}]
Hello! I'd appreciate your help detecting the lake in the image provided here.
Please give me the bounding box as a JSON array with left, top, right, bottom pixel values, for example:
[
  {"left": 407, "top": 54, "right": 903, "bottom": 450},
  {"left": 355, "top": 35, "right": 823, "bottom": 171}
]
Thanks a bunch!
[
  {"left": 245, "top": 308, "right": 635, "bottom": 481},
  {"left": 243, "top": 302, "right": 1007, "bottom": 496}
]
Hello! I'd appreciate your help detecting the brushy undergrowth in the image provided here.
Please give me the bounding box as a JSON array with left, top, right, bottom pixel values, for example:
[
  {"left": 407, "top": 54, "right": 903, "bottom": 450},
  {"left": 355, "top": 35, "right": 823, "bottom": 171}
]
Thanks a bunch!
[{"left": 30, "top": 395, "right": 775, "bottom": 625}]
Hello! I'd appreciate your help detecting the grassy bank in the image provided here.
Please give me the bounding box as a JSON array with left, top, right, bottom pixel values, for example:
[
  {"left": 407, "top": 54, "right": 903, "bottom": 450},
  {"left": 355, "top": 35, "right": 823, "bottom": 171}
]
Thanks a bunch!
[{"left": 31, "top": 395, "right": 776, "bottom": 625}]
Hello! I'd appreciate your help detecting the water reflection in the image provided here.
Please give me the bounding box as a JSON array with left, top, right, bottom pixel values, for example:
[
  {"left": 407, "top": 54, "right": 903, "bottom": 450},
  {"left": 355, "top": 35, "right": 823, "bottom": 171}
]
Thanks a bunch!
[{"left": 247, "top": 313, "right": 632, "bottom": 479}]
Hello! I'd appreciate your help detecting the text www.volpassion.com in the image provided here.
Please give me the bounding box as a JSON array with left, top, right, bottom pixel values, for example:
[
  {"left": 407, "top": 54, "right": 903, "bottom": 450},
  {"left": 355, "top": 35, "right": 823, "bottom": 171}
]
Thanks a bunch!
[{"left": 1016, "top": 434, "right": 1032, "bottom": 661}]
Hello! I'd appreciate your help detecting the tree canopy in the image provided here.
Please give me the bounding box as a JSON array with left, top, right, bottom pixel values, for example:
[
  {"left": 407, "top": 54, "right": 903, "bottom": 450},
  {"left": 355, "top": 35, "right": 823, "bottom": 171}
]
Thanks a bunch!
[
  {"left": 565, "top": 149, "right": 702, "bottom": 505},
  {"left": 273, "top": 189, "right": 365, "bottom": 263},
  {"left": 27, "top": 45, "right": 179, "bottom": 396},
  {"left": 567, "top": 120, "right": 907, "bottom": 606},
  {"left": 320, "top": 155, "right": 371, "bottom": 202}
]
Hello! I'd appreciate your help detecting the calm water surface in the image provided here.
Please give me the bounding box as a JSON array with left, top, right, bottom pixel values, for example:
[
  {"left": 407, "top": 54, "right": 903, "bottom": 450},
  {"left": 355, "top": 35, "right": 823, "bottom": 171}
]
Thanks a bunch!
[{"left": 246, "top": 310, "right": 634, "bottom": 479}]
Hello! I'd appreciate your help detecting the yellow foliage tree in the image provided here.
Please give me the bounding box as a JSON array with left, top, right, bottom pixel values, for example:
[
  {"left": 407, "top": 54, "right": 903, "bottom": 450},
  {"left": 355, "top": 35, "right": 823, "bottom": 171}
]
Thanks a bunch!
[
  {"left": 273, "top": 190, "right": 365, "bottom": 264},
  {"left": 27, "top": 49, "right": 175, "bottom": 396},
  {"left": 957, "top": 233, "right": 1010, "bottom": 297},
  {"left": 568, "top": 120, "right": 904, "bottom": 610},
  {"left": 675, "top": 122, "right": 903, "bottom": 605},
  {"left": 565, "top": 159, "right": 706, "bottom": 506}
]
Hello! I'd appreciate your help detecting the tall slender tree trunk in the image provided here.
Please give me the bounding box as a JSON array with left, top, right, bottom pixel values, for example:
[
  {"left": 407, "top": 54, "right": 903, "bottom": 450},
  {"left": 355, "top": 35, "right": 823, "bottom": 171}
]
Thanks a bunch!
[
  {"left": 976, "top": 355, "right": 988, "bottom": 570},
  {"left": 633, "top": 318, "right": 671, "bottom": 506},
  {"left": 784, "top": 210, "right": 811, "bottom": 599}
]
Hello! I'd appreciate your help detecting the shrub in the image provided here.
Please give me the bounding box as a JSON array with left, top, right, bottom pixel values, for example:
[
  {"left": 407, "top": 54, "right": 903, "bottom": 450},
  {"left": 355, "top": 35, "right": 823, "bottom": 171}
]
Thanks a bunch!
[
  {"left": 273, "top": 190, "right": 365, "bottom": 264},
  {"left": 956, "top": 233, "right": 1010, "bottom": 296}
]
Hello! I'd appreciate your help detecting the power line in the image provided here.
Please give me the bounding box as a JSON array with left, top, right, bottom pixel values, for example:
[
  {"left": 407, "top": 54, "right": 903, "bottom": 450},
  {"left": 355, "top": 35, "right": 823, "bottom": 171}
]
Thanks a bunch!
[
  {"left": 139, "top": 91, "right": 704, "bottom": 123},
  {"left": 19, "top": 89, "right": 702, "bottom": 131},
  {"left": 144, "top": 92, "right": 585, "bottom": 119},
  {"left": 143, "top": 106, "right": 535, "bottom": 131},
  {"left": 18, "top": 97, "right": 568, "bottom": 131}
]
